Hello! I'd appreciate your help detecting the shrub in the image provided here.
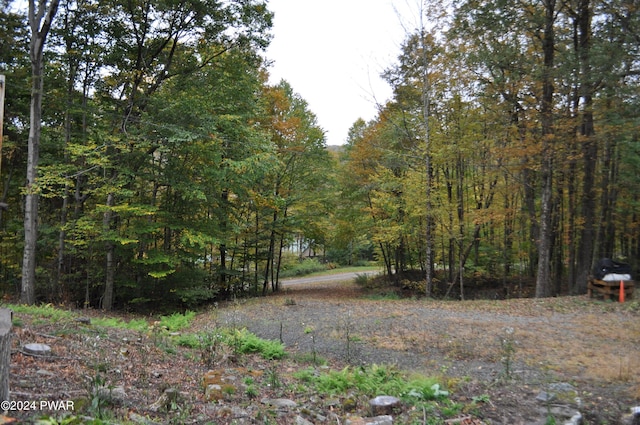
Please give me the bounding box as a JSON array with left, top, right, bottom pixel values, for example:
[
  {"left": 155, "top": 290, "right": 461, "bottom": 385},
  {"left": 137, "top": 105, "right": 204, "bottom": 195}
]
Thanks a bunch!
[
  {"left": 354, "top": 273, "right": 370, "bottom": 286},
  {"left": 280, "top": 258, "right": 327, "bottom": 278}
]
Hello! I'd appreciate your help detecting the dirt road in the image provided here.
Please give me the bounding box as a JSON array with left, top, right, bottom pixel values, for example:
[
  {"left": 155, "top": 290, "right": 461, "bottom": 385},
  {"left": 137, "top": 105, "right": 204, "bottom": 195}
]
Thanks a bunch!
[{"left": 281, "top": 270, "right": 379, "bottom": 286}]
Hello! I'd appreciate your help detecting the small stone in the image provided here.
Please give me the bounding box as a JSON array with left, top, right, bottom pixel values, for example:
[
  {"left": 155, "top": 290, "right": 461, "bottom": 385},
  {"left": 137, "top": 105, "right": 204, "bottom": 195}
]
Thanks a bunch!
[
  {"left": 536, "top": 391, "right": 555, "bottom": 402},
  {"left": 261, "top": 398, "right": 297, "bottom": 408},
  {"left": 346, "top": 416, "right": 393, "bottom": 425},
  {"left": 563, "top": 412, "right": 583, "bottom": 425},
  {"left": 295, "top": 415, "right": 314, "bottom": 425},
  {"left": 96, "top": 385, "right": 127, "bottom": 405},
  {"left": 549, "top": 382, "right": 575, "bottom": 392},
  {"left": 231, "top": 406, "right": 250, "bottom": 418},
  {"left": 369, "top": 395, "right": 401, "bottom": 416},
  {"left": 36, "top": 369, "right": 55, "bottom": 377}
]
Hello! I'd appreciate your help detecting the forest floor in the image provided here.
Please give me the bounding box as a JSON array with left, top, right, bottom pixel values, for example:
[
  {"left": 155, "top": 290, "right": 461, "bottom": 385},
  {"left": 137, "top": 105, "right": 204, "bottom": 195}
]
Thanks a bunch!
[{"left": 3, "top": 276, "right": 640, "bottom": 424}]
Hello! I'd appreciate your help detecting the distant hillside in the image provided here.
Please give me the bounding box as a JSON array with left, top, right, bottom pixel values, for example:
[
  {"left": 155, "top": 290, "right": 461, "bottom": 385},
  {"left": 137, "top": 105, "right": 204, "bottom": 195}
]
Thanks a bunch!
[{"left": 326, "top": 144, "right": 345, "bottom": 155}]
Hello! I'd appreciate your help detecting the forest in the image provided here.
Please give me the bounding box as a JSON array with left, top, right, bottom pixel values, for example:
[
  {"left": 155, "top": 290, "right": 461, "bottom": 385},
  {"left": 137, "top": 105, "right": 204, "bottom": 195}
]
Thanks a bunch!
[{"left": 0, "top": 0, "right": 639, "bottom": 311}]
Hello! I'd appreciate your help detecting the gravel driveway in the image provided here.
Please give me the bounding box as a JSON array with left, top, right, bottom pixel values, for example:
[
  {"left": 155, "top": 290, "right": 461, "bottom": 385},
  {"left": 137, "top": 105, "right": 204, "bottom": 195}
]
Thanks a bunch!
[
  {"left": 220, "top": 279, "right": 639, "bottom": 384},
  {"left": 216, "top": 278, "right": 640, "bottom": 423}
]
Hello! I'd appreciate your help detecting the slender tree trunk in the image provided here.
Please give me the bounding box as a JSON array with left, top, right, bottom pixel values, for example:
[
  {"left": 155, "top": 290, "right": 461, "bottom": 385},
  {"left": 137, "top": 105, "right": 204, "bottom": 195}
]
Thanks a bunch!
[
  {"left": 102, "top": 192, "right": 115, "bottom": 310},
  {"left": 263, "top": 209, "right": 277, "bottom": 295},
  {"left": 22, "top": 0, "right": 60, "bottom": 305},
  {"left": 597, "top": 135, "right": 618, "bottom": 258},
  {"left": 420, "top": 26, "right": 434, "bottom": 297}
]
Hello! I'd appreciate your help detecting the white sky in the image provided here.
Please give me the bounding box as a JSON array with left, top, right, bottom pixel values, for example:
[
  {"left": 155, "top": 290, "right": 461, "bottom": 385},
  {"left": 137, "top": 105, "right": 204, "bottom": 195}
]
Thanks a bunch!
[{"left": 265, "top": 0, "right": 417, "bottom": 146}]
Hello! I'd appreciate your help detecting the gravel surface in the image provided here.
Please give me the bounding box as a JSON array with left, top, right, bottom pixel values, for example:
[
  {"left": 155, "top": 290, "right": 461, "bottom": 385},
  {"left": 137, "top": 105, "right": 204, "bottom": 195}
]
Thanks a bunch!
[{"left": 218, "top": 278, "right": 640, "bottom": 424}]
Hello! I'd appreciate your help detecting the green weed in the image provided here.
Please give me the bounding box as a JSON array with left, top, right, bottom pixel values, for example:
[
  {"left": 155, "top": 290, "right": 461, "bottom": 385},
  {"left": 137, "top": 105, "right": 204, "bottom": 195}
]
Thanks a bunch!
[
  {"left": 159, "top": 310, "right": 196, "bottom": 331},
  {"left": 224, "top": 328, "right": 286, "bottom": 360},
  {"left": 6, "top": 303, "right": 74, "bottom": 322},
  {"left": 302, "top": 364, "right": 448, "bottom": 402}
]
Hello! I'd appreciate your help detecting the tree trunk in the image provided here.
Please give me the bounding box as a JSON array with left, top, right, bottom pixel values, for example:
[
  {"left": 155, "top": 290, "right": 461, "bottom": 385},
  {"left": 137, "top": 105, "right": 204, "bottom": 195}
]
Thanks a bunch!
[
  {"left": 420, "top": 26, "right": 434, "bottom": 297},
  {"left": 535, "top": 0, "right": 557, "bottom": 298},
  {"left": 102, "top": 192, "right": 115, "bottom": 310},
  {"left": 574, "top": 0, "right": 596, "bottom": 294},
  {"left": 262, "top": 209, "right": 277, "bottom": 295},
  {"left": 0, "top": 308, "right": 11, "bottom": 404},
  {"left": 22, "top": 0, "right": 60, "bottom": 305}
]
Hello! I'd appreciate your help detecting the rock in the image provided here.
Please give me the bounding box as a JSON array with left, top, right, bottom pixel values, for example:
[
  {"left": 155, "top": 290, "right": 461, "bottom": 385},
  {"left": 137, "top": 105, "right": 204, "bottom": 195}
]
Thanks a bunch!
[
  {"left": 23, "top": 343, "right": 51, "bottom": 356},
  {"left": 230, "top": 406, "right": 251, "bottom": 419},
  {"left": 549, "top": 382, "right": 575, "bottom": 392},
  {"left": 96, "top": 385, "right": 127, "bottom": 405},
  {"left": 36, "top": 369, "right": 55, "bottom": 377},
  {"left": 75, "top": 317, "right": 91, "bottom": 325},
  {"left": 346, "top": 415, "right": 394, "bottom": 425},
  {"left": 536, "top": 390, "right": 555, "bottom": 402},
  {"left": 367, "top": 416, "right": 393, "bottom": 425},
  {"left": 563, "top": 412, "right": 583, "bottom": 425},
  {"left": 369, "top": 395, "right": 401, "bottom": 416},
  {"left": 295, "top": 415, "right": 314, "bottom": 425},
  {"left": 261, "top": 398, "right": 297, "bottom": 408}
]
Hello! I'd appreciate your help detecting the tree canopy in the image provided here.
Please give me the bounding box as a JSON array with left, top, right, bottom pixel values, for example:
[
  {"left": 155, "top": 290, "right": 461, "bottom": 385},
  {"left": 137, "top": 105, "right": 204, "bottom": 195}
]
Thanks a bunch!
[{"left": 1, "top": 0, "right": 639, "bottom": 308}]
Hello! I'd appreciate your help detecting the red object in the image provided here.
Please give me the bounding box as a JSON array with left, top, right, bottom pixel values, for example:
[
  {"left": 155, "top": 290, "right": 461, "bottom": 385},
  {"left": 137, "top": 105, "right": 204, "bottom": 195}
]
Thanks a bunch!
[{"left": 619, "top": 280, "right": 625, "bottom": 303}]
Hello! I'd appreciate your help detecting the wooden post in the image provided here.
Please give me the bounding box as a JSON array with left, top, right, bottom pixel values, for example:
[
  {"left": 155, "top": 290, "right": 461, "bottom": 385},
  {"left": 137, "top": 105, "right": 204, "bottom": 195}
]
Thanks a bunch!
[
  {"left": 0, "top": 75, "right": 6, "bottom": 212},
  {"left": 0, "top": 308, "right": 11, "bottom": 403},
  {"left": 0, "top": 74, "right": 4, "bottom": 177}
]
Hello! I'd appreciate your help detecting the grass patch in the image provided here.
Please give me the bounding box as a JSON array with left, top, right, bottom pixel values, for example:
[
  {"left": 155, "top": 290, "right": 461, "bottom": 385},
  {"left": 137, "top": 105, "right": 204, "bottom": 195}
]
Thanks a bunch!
[
  {"left": 91, "top": 316, "right": 149, "bottom": 332},
  {"left": 362, "top": 292, "right": 402, "bottom": 300},
  {"left": 4, "top": 303, "right": 75, "bottom": 322}
]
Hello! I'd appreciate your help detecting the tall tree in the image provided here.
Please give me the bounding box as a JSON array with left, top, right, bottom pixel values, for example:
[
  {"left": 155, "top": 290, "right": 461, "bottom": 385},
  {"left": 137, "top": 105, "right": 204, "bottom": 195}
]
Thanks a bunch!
[
  {"left": 258, "top": 80, "right": 329, "bottom": 293},
  {"left": 21, "top": 0, "right": 60, "bottom": 304},
  {"left": 95, "top": 0, "right": 272, "bottom": 309}
]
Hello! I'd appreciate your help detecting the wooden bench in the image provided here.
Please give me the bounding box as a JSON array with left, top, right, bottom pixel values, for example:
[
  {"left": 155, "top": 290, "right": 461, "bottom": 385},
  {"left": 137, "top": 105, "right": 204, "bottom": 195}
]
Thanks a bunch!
[{"left": 587, "top": 278, "right": 634, "bottom": 301}]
